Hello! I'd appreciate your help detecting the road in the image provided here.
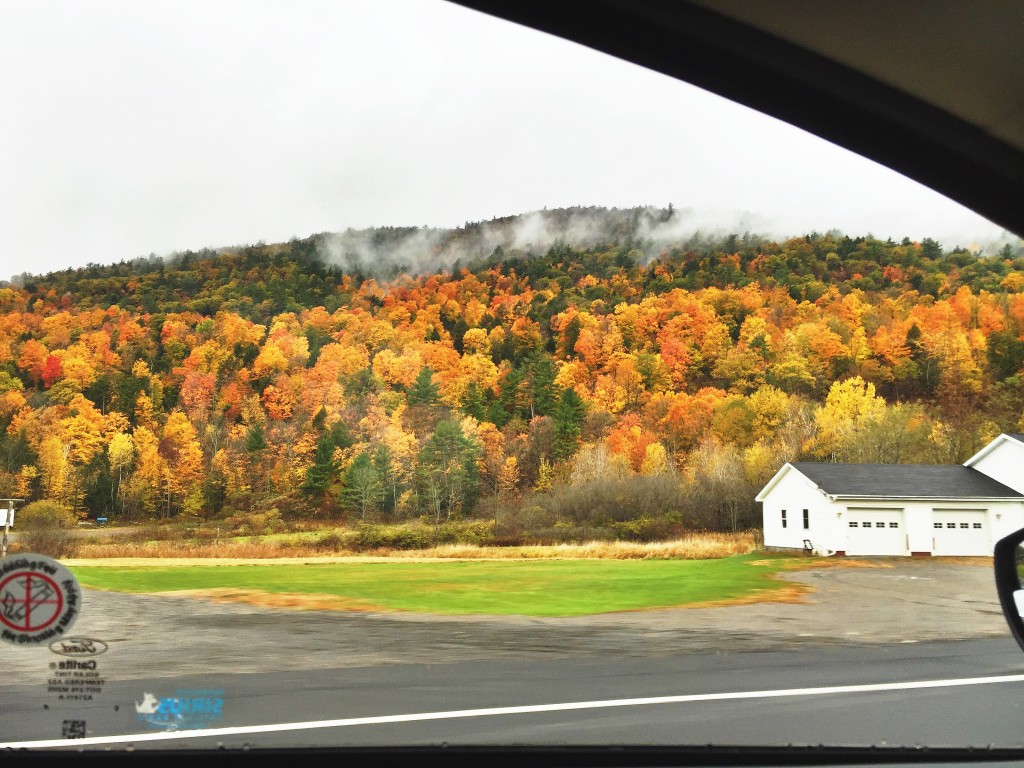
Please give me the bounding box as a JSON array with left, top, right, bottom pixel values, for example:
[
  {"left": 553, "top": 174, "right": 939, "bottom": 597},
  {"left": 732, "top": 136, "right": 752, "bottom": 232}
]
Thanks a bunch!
[
  {"left": 3, "top": 638, "right": 1024, "bottom": 750},
  {"left": 2, "top": 559, "right": 1023, "bottom": 750}
]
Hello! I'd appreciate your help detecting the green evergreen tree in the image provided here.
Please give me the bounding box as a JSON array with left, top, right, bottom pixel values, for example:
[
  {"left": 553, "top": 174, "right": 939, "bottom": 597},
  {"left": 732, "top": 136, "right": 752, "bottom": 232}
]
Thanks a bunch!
[
  {"left": 300, "top": 419, "right": 353, "bottom": 498},
  {"left": 525, "top": 352, "right": 559, "bottom": 418},
  {"left": 245, "top": 423, "right": 268, "bottom": 453},
  {"left": 301, "top": 433, "right": 338, "bottom": 498},
  {"left": 484, "top": 398, "right": 510, "bottom": 429},
  {"left": 461, "top": 381, "right": 487, "bottom": 420},
  {"left": 450, "top": 316, "right": 470, "bottom": 353},
  {"left": 553, "top": 387, "right": 586, "bottom": 461},
  {"left": 408, "top": 367, "right": 440, "bottom": 406},
  {"left": 340, "top": 452, "right": 381, "bottom": 518},
  {"left": 416, "top": 420, "right": 480, "bottom": 522},
  {"left": 372, "top": 443, "right": 397, "bottom": 516},
  {"left": 498, "top": 366, "right": 525, "bottom": 421},
  {"left": 311, "top": 406, "right": 328, "bottom": 433}
]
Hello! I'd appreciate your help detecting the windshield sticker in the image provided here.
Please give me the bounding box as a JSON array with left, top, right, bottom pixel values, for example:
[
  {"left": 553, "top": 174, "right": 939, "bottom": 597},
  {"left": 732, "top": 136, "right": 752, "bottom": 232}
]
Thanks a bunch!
[
  {"left": 47, "top": 658, "right": 106, "bottom": 702},
  {"left": 49, "top": 637, "right": 108, "bottom": 657},
  {"left": 135, "top": 689, "right": 225, "bottom": 731},
  {"left": 61, "top": 720, "right": 87, "bottom": 740},
  {"left": 0, "top": 554, "right": 80, "bottom": 645}
]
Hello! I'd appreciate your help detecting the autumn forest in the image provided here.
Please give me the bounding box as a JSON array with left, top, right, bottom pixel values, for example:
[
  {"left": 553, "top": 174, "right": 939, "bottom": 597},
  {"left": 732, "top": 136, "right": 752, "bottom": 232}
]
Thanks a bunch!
[{"left": 2, "top": 207, "right": 1023, "bottom": 540}]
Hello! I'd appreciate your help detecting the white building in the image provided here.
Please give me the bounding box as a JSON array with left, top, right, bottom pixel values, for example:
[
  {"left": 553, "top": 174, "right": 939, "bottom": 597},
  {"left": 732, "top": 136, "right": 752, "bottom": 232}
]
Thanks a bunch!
[{"left": 756, "top": 433, "right": 1024, "bottom": 556}]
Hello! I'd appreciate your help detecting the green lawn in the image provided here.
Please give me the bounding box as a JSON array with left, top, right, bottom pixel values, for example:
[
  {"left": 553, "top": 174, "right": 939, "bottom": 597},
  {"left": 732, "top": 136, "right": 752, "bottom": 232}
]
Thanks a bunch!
[{"left": 72, "top": 555, "right": 794, "bottom": 616}]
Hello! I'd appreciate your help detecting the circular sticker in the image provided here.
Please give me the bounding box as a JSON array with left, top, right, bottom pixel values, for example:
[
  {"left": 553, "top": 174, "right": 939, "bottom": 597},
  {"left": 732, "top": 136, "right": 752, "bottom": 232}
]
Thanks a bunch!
[{"left": 0, "top": 554, "right": 81, "bottom": 645}]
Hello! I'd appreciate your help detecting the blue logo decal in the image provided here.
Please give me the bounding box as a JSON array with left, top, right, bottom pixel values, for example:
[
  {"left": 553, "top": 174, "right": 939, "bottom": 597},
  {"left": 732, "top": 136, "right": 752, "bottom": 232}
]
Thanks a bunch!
[{"left": 134, "top": 689, "right": 224, "bottom": 730}]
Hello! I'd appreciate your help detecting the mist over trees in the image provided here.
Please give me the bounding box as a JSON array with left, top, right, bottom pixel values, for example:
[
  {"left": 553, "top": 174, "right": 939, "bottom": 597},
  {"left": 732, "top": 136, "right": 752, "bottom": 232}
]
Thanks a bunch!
[{"left": 0, "top": 208, "right": 1022, "bottom": 540}]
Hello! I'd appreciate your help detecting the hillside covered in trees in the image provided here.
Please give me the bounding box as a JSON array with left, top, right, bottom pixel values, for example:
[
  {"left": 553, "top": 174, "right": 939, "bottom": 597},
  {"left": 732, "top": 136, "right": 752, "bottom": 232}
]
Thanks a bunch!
[{"left": 1, "top": 207, "right": 1023, "bottom": 538}]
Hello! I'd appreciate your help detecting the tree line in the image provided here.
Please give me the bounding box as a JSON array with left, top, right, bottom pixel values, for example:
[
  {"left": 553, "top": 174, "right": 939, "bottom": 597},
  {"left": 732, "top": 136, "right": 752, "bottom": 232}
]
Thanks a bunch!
[{"left": 0, "top": 221, "right": 1022, "bottom": 537}]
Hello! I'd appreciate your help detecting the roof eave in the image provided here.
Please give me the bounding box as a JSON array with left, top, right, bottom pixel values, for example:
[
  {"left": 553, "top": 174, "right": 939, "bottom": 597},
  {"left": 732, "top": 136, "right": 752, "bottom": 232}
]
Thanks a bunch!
[
  {"left": 754, "top": 462, "right": 795, "bottom": 502},
  {"left": 964, "top": 433, "right": 1017, "bottom": 467},
  {"left": 827, "top": 494, "right": 1024, "bottom": 502}
]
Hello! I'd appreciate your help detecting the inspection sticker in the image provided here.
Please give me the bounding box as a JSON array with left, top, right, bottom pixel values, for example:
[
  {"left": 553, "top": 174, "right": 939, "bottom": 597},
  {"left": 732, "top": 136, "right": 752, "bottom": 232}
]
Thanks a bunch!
[{"left": 0, "top": 554, "right": 81, "bottom": 645}]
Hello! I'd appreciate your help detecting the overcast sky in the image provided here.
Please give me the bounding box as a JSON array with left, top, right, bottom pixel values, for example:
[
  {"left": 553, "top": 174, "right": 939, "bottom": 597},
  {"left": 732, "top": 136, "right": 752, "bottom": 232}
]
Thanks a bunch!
[{"left": 1, "top": 0, "right": 1014, "bottom": 279}]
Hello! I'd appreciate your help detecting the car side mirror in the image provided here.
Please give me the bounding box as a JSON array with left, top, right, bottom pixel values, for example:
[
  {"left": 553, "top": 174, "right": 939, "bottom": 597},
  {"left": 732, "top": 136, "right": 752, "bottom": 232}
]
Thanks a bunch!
[{"left": 994, "top": 527, "right": 1024, "bottom": 653}]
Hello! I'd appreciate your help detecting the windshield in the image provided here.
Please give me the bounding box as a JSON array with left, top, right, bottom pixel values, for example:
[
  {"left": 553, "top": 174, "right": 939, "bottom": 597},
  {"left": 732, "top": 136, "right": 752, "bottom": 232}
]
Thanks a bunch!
[{"left": 2, "top": 0, "right": 1023, "bottom": 754}]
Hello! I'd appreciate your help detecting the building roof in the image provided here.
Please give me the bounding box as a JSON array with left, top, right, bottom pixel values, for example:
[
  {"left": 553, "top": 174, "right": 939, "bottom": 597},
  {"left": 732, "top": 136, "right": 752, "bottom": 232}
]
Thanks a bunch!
[
  {"left": 789, "top": 462, "right": 1024, "bottom": 499},
  {"left": 1006, "top": 434, "right": 1024, "bottom": 444}
]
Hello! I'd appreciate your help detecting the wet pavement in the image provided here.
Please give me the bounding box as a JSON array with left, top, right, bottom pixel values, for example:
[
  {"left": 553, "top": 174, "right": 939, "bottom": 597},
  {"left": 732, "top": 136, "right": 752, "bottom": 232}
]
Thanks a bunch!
[{"left": 2, "top": 559, "right": 1007, "bottom": 685}]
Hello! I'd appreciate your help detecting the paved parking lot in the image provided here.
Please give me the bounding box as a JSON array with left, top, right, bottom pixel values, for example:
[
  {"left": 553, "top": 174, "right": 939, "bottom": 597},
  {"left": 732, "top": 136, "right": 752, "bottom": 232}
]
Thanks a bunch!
[{"left": 2, "top": 558, "right": 1007, "bottom": 685}]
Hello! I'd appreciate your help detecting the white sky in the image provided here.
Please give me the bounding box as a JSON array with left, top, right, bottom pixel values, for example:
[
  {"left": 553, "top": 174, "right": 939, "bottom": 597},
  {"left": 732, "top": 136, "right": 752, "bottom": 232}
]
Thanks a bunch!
[{"left": 0, "top": 0, "right": 1013, "bottom": 279}]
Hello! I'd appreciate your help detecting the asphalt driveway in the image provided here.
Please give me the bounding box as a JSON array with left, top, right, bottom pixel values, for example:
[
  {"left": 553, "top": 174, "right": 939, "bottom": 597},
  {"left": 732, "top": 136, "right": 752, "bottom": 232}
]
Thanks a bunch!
[{"left": 2, "top": 558, "right": 1007, "bottom": 685}]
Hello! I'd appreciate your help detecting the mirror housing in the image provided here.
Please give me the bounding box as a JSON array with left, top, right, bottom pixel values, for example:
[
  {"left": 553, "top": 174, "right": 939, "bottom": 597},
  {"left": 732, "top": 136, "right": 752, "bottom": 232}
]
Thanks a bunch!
[{"left": 993, "top": 527, "right": 1024, "bottom": 652}]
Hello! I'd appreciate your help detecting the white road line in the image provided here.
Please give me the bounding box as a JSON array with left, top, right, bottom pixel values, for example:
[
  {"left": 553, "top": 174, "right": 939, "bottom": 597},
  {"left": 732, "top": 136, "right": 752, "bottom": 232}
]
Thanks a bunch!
[{"left": 7, "top": 673, "right": 1024, "bottom": 749}]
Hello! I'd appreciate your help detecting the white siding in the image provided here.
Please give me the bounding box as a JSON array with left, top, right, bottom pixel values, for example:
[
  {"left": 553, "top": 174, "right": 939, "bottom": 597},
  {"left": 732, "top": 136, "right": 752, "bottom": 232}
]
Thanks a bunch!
[
  {"left": 761, "top": 467, "right": 836, "bottom": 551},
  {"left": 990, "top": 501, "right": 1024, "bottom": 543},
  {"left": 970, "top": 438, "right": 1024, "bottom": 494}
]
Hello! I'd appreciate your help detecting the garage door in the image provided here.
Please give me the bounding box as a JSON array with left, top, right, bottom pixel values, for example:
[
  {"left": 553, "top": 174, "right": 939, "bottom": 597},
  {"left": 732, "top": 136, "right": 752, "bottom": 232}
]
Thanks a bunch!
[
  {"left": 845, "top": 509, "right": 906, "bottom": 556},
  {"left": 932, "top": 510, "right": 990, "bottom": 556}
]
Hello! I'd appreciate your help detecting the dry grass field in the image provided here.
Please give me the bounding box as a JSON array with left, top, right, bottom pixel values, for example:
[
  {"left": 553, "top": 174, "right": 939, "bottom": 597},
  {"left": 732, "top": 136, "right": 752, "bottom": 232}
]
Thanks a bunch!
[{"left": 70, "top": 530, "right": 758, "bottom": 561}]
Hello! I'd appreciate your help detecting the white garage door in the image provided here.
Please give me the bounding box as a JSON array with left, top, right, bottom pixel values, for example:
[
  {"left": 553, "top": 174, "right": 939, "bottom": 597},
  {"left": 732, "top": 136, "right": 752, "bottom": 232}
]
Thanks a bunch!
[
  {"left": 932, "top": 510, "right": 990, "bottom": 556},
  {"left": 846, "top": 509, "right": 906, "bottom": 556}
]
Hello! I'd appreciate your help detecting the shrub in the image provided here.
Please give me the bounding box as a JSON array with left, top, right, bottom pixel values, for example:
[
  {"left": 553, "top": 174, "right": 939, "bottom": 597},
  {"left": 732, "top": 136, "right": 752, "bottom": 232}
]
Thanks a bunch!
[
  {"left": 15, "top": 500, "right": 78, "bottom": 529},
  {"left": 433, "top": 520, "right": 495, "bottom": 546},
  {"left": 525, "top": 525, "right": 617, "bottom": 544},
  {"left": 225, "top": 508, "right": 286, "bottom": 536},
  {"left": 191, "top": 526, "right": 220, "bottom": 542},
  {"left": 312, "top": 532, "right": 348, "bottom": 552},
  {"left": 123, "top": 525, "right": 179, "bottom": 543},
  {"left": 610, "top": 515, "right": 685, "bottom": 542},
  {"left": 354, "top": 524, "right": 432, "bottom": 551},
  {"left": 534, "top": 474, "right": 689, "bottom": 527},
  {"left": 13, "top": 500, "right": 79, "bottom": 558},
  {"left": 487, "top": 532, "right": 526, "bottom": 547},
  {"left": 352, "top": 521, "right": 497, "bottom": 551},
  {"left": 501, "top": 474, "right": 691, "bottom": 541},
  {"left": 262, "top": 492, "right": 312, "bottom": 520}
]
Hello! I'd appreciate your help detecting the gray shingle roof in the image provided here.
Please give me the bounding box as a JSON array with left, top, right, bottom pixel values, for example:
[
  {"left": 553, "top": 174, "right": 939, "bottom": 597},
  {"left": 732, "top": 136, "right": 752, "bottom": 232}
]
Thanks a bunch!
[{"left": 790, "top": 462, "right": 1023, "bottom": 499}]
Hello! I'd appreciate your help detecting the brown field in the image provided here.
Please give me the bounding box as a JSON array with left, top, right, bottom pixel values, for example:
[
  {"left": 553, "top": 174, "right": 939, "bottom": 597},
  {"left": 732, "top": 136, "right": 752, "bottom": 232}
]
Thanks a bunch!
[
  {"left": 149, "top": 588, "right": 386, "bottom": 611},
  {"left": 68, "top": 530, "right": 758, "bottom": 563}
]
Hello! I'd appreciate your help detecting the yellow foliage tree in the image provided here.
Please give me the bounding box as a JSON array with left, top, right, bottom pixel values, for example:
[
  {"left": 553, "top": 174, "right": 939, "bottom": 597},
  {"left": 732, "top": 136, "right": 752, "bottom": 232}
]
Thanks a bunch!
[{"left": 809, "top": 376, "right": 886, "bottom": 461}]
